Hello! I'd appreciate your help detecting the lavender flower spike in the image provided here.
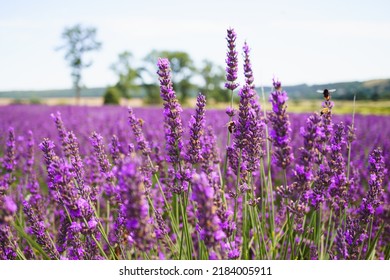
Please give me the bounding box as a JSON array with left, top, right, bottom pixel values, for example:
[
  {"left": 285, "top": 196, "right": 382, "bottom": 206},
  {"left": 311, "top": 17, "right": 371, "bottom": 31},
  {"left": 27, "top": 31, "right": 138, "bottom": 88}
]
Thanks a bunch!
[
  {"left": 235, "top": 84, "right": 255, "bottom": 150},
  {"left": 225, "top": 28, "right": 239, "bottom": 91},
  {"left": 268, "top": 79, "right": 294, "bottom": 169},
  {"left": 157, "top": 58, "right": 184, "bottom": 164},
  {"left": 359, "top": 147, "right": 387, "bottom": 222},
  {"left": 128, "top": 107, "right": 151, "bottom": 157},
  {"left": 243, "top": 41, "right": 255, "bottom": 88},
  {"left": 186, "top": 93, "right": 206, "bottom": 164},
  {"left": 23, "top": 200, "right": 60, "bottom": 259},
  {"left": 3, "top": 127, "right": 16, "bottom": 173}
]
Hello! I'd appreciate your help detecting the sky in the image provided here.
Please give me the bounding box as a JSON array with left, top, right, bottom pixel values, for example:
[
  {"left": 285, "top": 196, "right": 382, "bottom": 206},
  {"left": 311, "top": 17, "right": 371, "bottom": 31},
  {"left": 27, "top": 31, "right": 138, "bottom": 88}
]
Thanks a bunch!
[{"left": 1, "top": 0, "right": 390, "bottom": 91}]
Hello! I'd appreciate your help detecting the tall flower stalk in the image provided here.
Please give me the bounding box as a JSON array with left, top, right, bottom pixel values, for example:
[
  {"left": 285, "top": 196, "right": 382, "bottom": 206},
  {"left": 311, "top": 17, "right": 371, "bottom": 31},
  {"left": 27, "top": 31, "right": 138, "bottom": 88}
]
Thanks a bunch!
[{"left": 223, "top": 27, "right": 239, "bottom": 181}]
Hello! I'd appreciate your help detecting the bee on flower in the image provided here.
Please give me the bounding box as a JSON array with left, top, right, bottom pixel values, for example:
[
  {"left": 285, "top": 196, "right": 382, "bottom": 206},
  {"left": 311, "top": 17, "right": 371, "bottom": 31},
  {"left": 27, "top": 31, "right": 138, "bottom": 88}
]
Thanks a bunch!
[{"left": 317, "top": 89, "right": 336, "bottom": 115}]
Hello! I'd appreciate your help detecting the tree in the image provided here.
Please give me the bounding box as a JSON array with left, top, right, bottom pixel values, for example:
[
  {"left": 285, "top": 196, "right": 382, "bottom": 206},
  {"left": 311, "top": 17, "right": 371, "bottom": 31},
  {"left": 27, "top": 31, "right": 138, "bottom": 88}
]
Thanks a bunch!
[
  {"left": 103, "top": 87, "right": 121, "bottom": 105},
  {"left": 144, "top": 50, "right": 196, "bottom": 104},
  {"left": 57, "top": 24, "right": 101, "bottom": 104},
  {"left": 110, "top": 51, "right": 141, "bottom": 99},
  {"left": 198, "top": 60, "right": 228, "bottom": 102}
]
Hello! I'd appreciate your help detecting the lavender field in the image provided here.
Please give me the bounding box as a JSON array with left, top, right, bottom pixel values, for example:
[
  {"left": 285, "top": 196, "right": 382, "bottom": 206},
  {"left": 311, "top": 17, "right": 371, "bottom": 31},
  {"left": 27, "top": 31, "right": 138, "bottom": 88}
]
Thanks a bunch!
[{"left": 0, "top": 28, "right": 389, "bottom": 260}]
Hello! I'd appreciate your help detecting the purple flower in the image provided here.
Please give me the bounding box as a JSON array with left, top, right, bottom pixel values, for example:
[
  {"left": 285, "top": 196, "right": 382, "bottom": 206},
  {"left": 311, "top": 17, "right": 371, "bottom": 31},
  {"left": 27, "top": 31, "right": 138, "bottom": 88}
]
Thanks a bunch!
[
  {"left": 3, "top": 127, "right": 16, "bottom": 173},
  {"left": 201, "top": 126, "right": 220, "bottom": 175},
  {"left": 157, "top": 58, "right": 184, "bottom": 164},
  {"left": 65, "top": 131, "right": 89, "bottom": 199},
  {"left": 225, "top": 28, "right": 239, "bottom": 91},
  {"left": 245, "top": 100, "right": 265, "bottom": 172},
  {"left": 318, "top": 101, "right": 334, "bottom": 155},
  {"left": 234, "top": 85, "right": 255, "bottom": 150},
  {"left": 51, "top": 111, "right": 70, "bottom": 157},
  {"left": 4, "top": 196, "right": 17, "bottom": 214},
  {"left": 109, "top": 134, "right": 122, "bottom": 166},
  {"left": 243, "top": 41, "right": 255, "bottom": 88},
  {"left": 328, "top": 122, "right": 348, "bottom": 210},
  {"left": 358, "top": 147, "right": 387, "bottom": 223},
  {"left": 0, "top": 196, "right": 17, "bottom": 225},
  {"left": 154, "top": 209, "right": 168, "bottom": 239},
  {"left": 192, "top": 172, "right": 225, "bottom": 255},
  {"left": 225, "top": 107, "right": 235, "bottom": 117},
  {"left": 66, "top": 222, "right": 85, "bottom": 260},
  {"left": 186, "top": 93, "right": 206, "bottom": 164},
  {"left": 128, "top": 108, "right": 151, "bottom": 157},
  {"left": 24, "top": 130, "right": 34, "bottom": 175},
  {"left": 23, "top": 200, "right": 60, "bottom": 259},
  {"left": 224, "top": 241, "right": 240, "bottom": 259},
  {"left": 292, "top": 113, "right": 323, "bottom": 200},
  {"left": 0, "top": 225, "right": 17, "bottom": 259},
  {"left": 90, "top": 132, "right": 114, "bottom": 183},
  {"left": 268, "top": 79, "right": 294, "bottom": 169}
]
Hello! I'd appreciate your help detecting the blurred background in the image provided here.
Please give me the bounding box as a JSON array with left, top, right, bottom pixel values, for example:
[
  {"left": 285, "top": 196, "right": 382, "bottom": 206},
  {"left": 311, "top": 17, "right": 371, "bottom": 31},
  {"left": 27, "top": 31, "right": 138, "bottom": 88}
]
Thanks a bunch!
[{"left": 1, "top": 0, "right": 390, "bottom": 113}]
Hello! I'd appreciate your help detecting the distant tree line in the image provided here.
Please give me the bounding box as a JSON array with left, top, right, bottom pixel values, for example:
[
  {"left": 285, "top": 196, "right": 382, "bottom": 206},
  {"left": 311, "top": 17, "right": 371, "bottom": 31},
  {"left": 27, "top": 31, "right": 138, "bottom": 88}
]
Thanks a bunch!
[
  {"left": 105, "top": 50, "right": 229, "bottom": 105},
  {"left": 57, "top": 24, "right": 390, "bottom": 105},
  {"left": 57, "top": 24, "right": 229, "bottom": 105}
]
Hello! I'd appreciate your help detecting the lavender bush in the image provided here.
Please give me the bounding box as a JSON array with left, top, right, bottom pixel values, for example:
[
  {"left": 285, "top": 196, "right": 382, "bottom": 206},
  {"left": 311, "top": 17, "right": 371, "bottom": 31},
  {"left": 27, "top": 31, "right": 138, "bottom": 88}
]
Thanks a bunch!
[{"left": 0, "top": 28, "right": 389, "bottom": 260}]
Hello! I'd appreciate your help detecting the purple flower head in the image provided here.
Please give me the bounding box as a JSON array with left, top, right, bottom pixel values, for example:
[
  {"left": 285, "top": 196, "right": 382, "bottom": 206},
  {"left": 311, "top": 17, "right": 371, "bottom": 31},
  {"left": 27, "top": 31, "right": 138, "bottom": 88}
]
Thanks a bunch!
[
  {"left": 359, "top": 147, "right": 387, "bottom": 222},
  {"left": 109, "top": 134, "right": 122, "bottom": 166},
  {"left": 234, "top": 84, "right": 255, "bottom": 150},
  {"left": 225, "top": 107, "right": 235, "bottom": 117},
  {"left": 243, "top": 41, "right": 255, "bottom": 88},
  {"left": 23, "top": 200, "right": 60, "bottom": 259},
  {"left": 327, "top": 122, "right": 349, "bottom": 210},
  {"left": 65, "top": 131, "right": 88, "bottom": 198},
  {"left": 76, "top": 198, "right": 93, "bottom": 218},
  {"left": 4, "top": 196, "right": 17, "bottom": 214},
  {"left": 51, "top": 111, "right": 71, "bottom": 157},
  {"left": 192, "top": 172, "right": 223, "bottom": 249},
  {"left": 157, "top": 58, "right": 184, "bottom": 164},
  {"left": 186, "top": 93, "right": 206, "bottom": 164},
  {"left": 3, "top": 127, "right": 16, "bottom": 173},
  {"left": 223, "top": 241, "right": 240, "bottom": 259},
  {"left": 225, "top": 28, "right": 239, "bottom": 90},
  {"left": 39, "top": 138, "right": 57, "bottom": 167},
  {"left": 90, "top": 132, "right": 114, "bottom": 183},
  {"left": 67, "top": 221, "right": 85, "bottom": 260},
  {"left": 272, "top": 78, "right": 282, "bottom": 90},
  {"left": 154, "top": 209, "right": 168, "bottom": 239},
  {"left": 23, "top": 130, "right": 35, "bottom": 175},
  {"left": 128, "top": 107, "right": 151, "bottom": 157},
  {"left": 292, "top": 113, "right": 323, "bottom": 197},
  {"left": 201, "top": 126, "right": 220, "bottom": 175},
  {"left": 268, "top": 79, "right": 294, "bottom": 169},
  {"left": 0, "top": 196, "right": 17, "bottom": 224}
]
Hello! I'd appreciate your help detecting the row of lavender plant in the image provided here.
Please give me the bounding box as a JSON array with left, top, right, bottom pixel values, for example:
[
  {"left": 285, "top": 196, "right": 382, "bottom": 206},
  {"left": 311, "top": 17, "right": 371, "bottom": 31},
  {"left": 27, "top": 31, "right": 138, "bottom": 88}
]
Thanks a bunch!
[{"left": 0, "top": 28, "right": 389, "bottom": 260}]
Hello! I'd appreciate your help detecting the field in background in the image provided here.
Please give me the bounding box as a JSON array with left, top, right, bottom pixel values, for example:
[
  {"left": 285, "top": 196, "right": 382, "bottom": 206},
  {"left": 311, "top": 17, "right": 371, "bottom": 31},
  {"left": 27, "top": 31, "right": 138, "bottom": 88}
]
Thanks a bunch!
[{"left": 1, "top": 97, "right": 389, "bottom": 115}]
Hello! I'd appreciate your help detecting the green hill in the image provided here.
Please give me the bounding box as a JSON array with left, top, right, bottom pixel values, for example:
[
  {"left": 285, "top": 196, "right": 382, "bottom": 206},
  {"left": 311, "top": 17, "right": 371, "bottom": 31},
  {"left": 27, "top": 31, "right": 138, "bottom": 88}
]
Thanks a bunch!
[
  {"left": 1, "top": 78, "right": 390, "bottom": 100},
  {"left": 0, "top": 87, "right": 106, "bottom": 99},
  {"left": 259, "top": 79, "right": 390, "bottom": 100}
]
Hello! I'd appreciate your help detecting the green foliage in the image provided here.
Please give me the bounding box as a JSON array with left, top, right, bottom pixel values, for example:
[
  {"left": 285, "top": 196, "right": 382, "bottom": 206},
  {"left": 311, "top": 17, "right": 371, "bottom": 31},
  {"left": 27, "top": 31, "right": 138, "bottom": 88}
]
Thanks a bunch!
[
  {"left": 103, "top": 87, "right": 121, "bottom": 105},
  {"left": 29, "top": 98, "right": 42, "bottom": 104},
  {"left": 110, "top": 51, "right": 141, "bottom": 99},
  {"left": 57, "top": 24, "right": 102, "bottom": 102},
  {"left": 198, "top": 60, "right": 229, "bottom": 102},
  {"left": 143, "top": 84, "right": 161, "bottom": 105},
  {"left": 9, "top": 98, "right": 42, "bottom": 105},
  {"left": 10, "top": 99, "right": 24, "bottom": 105}
]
